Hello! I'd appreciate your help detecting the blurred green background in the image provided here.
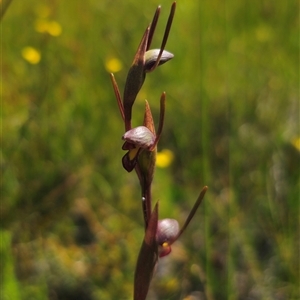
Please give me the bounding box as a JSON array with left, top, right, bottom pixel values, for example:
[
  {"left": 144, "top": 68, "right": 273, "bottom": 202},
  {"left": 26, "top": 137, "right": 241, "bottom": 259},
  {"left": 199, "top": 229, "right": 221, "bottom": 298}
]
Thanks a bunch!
[{"left": 2, "top": 0, "right": 299, "bottom": 299}]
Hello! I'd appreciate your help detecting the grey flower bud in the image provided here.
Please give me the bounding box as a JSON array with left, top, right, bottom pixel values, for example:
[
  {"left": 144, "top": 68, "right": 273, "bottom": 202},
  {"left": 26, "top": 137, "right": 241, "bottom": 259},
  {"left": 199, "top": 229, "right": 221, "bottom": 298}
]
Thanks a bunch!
[
  {"left": 144, "top": 49, "right": 174, "bottom": 72},
  {"left": 156, "top": 218, "right": 179, "bottom": 245},
  {"left": 122, "top": 126, "right": 155, "bottom": 149}
]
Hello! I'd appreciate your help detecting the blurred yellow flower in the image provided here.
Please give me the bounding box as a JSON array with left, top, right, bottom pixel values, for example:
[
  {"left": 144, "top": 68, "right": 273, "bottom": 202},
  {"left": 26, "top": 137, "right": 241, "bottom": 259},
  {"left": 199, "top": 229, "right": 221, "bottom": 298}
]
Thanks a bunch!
[
  {"left": 105, "top": 57, "right": 123, "bottom": 73},
  {"left": 156, "top": 149, "right": 174, "bottom": 168},
  {"left": 291, "top": 137, "right": 300, "bottom": 152},
  {"left": 47, "top": 21, "right": 62, "bottom": 36},
  {"left": 21, "top": 47, "right": 41, "bottom": 64},
  {"left": 35, "top": 19, "right": 62, "bottom": 36}
]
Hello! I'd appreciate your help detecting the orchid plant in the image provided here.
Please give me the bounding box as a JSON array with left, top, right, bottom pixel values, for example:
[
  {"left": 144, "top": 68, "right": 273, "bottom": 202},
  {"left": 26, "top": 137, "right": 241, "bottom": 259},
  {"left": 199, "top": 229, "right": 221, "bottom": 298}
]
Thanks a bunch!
[{"left": 110, "top": 2, "right": 208, "bottom": 299}]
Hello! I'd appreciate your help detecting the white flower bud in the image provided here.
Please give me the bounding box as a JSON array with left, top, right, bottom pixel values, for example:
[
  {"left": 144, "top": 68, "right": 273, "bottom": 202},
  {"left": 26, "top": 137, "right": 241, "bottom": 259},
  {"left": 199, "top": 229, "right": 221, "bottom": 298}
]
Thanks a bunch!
[
  {"left": 144, "top": 49, "right": 174, "bottom": 72},
  {"left": 156, "top": 218, "right": 179, "bottom": 245},
  {"left": 122, "top": 126, "right": 155, "bottom": 149}
]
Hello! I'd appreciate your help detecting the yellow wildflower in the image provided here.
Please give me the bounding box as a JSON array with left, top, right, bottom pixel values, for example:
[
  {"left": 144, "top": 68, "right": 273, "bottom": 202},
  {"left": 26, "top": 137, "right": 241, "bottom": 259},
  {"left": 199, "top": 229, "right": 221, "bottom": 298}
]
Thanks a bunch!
[
  {"left": 47, "top": 21, "right": 62, "bottom": 36},
  {"left": 21, "top": 47, "right": 41, "bottom": 64},
  {"left": 105, "top": 57, "right": 123, "bottom": 73},
  {"left": 156, "top": 149, "right": 174, "bottom": 168},
  {"left": 35, "top": 19, "right": 62, "bottom": 36},
  {"left": 291, "top": 137, "right": 300, "bottom": 152}
]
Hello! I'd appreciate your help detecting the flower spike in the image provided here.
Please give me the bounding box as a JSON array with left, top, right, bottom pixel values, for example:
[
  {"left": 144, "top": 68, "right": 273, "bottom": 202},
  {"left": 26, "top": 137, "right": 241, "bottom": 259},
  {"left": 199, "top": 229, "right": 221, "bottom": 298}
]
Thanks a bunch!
[{"left": 111, "top": 4, "right": 208, "bottom": 299}]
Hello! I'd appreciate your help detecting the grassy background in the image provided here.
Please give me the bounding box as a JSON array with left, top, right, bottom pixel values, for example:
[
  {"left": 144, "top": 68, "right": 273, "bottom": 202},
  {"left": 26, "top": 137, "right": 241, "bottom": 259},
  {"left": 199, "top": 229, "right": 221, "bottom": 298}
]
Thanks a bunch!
[{"left": 2, "top": 0, "right": 299, "bottom": 299}]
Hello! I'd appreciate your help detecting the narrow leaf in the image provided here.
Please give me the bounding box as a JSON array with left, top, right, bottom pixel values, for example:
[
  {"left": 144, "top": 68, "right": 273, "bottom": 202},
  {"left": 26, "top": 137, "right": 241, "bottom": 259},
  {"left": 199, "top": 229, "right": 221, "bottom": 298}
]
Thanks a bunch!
[
  {"left": 110, "top": 73, "right": 124, "bottom": 121},
  {"left": 175, "top": 186, "right": 208, "bottom": 241},
  {"left": 147, "top": 2, "right": 176, "bottom": 72},
  {"left": 147, "top": 6, "right": 161, "bottom": 51}
]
